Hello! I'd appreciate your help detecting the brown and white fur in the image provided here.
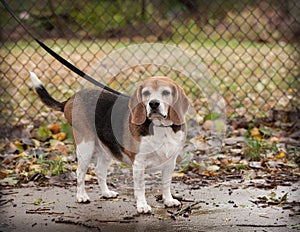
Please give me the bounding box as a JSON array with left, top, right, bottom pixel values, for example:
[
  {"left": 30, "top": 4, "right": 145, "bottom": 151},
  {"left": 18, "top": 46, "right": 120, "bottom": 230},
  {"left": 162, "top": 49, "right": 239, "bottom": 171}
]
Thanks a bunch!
[{"left": 30, "top": 72, "right": 189, "bottom": 213}]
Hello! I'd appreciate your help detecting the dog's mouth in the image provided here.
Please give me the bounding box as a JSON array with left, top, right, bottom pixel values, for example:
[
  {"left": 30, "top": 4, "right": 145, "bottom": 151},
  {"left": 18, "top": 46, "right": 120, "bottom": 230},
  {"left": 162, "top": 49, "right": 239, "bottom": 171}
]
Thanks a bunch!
[{"left": 148, "top": 111, "right": 167, "bottom": 120}]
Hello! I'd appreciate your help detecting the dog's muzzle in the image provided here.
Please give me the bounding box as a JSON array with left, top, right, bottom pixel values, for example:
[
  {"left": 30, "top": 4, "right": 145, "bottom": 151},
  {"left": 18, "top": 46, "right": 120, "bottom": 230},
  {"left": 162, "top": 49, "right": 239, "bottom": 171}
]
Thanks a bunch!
[
  {"left": 148, "top": 99, "right": 167, "bottom": 119},
  {"left": 149, "top": 99, "right": 160, "bottom": 110}
]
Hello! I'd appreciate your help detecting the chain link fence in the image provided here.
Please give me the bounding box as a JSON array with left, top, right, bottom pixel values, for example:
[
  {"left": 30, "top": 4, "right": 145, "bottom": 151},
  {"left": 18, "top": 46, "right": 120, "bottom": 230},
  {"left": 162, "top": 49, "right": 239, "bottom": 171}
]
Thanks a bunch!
[{"left": 1, "top": 0, "right": 299, "bottom": 126}]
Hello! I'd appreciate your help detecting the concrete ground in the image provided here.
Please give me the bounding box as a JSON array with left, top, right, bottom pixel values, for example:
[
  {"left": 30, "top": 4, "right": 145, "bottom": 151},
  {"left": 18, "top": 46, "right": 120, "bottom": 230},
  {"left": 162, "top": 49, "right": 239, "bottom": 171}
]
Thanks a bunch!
[{"left": 1, "top": 178, "right": 299, "bottom": 232}]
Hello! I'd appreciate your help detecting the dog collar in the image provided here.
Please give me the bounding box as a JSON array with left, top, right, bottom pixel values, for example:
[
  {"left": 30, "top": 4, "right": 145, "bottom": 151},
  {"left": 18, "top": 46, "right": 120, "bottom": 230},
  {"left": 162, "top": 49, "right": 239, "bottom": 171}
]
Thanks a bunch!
[{"left": 153, "top": 123, "right": 184, "bottom": 134}]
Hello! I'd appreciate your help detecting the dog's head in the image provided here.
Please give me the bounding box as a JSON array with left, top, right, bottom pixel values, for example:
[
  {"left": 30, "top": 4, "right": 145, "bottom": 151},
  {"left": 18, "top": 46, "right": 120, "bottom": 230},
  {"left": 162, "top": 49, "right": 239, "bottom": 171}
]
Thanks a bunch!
[{"left": 129, "top": 77, "right": 189, "bottom": 126}]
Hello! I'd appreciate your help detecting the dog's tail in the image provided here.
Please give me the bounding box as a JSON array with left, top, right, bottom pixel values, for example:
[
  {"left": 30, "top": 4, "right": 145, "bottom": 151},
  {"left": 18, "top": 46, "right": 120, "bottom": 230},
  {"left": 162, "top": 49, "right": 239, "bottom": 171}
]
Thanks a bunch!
[{"left": 29, "top": 72, "right": 66, "bottom": 112}]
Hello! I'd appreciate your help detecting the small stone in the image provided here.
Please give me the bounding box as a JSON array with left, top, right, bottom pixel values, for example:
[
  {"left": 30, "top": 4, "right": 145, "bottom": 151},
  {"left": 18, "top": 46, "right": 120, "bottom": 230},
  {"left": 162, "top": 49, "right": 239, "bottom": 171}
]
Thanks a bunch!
[
  {"left": 206, "top": 165, "right": 220, "bottom": 172},
  {"left": 202, "top": 120, "right": 215, "bottom": 131},
  {"left": 224, "top": 137, "right": 245, "bottom": 145},
  {"left": 249, "top": 161, "right": 261, "bottom": 169}
]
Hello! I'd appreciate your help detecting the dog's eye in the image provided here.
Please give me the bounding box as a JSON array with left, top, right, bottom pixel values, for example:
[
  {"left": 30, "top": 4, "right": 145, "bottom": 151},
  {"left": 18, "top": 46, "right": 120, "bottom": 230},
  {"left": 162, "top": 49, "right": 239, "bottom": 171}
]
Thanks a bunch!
[
  {"left": 162, "top": 90, "right": 170, "bottom": 96},
  {"left": 142, "top": 90, "right": 150, "bottom": 97}
]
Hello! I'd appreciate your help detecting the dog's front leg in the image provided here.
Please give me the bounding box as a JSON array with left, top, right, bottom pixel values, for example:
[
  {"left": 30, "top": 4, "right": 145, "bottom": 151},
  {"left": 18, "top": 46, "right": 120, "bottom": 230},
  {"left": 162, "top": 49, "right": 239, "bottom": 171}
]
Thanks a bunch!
[
  {"left": 162, "top": 157, "right": 181, "bottom": 207},
  {"left": 133, "top": 161, "right": 151, "bottom": 214}
]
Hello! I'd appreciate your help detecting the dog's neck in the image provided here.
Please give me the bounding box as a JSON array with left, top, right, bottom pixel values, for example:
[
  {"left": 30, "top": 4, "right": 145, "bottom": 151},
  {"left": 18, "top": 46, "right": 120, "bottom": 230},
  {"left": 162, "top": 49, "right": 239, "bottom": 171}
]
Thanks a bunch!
[
  {"left": 137, "top": 118, "right": 184, "bottom": 137},
  {"left": 151, "top": 122, "right": 184, "bottom": 134},
  {"left": 155, "top": 124, "right": 173, "bottom": 128},
  {"left": 151, "top": 118, "right": 172, "bottom": 127}
]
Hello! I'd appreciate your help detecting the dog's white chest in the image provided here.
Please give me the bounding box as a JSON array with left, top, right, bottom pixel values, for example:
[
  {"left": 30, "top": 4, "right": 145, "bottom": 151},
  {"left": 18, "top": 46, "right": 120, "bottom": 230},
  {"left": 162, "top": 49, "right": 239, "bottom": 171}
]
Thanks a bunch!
[{"left": 136, "top": 126, "right": 184, "bottom": 171}]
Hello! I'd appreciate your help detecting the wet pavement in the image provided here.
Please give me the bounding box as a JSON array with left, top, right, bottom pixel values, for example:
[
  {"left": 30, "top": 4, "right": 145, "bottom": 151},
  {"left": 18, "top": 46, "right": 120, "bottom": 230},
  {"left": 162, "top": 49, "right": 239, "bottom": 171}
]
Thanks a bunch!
[{"left": 1, "top": 176, "right": 299, "bottom": 232}]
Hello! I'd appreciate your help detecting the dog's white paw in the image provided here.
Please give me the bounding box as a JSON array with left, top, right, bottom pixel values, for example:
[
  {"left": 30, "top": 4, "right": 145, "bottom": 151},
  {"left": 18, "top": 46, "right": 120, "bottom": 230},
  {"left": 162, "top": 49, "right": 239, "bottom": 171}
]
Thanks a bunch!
[
  {"left": 102, "top": 190, "right": 119, "bottom": 199},
  {"left": 76, "top": 191, "right": 90, "bottom": 203},
  {"left": 137, "top": 202, "right": 152, "bottom": 214},
  {"left": 164, "top": 198, "right": 181, "bottom": 208}
]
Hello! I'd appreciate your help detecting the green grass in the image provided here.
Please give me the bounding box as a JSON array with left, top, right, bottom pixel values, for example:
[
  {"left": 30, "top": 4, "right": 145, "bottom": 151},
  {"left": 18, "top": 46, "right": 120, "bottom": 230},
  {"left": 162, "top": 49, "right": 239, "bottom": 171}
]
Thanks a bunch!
[
  {"left": 1, "top": 37, "right": 299, "bottom": 124},
  {"left": 243, "top": 135, "right": 279, "bottom": 161},
  {"left": 36, "top": 153, "right": 66, "bottom": 176}
]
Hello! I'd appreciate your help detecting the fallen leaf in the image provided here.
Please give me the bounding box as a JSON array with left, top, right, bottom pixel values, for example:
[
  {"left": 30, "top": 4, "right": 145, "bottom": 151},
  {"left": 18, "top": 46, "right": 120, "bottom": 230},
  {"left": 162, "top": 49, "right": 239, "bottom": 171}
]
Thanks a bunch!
[
  {"left": 48, "top": 139, "right": 65, "bottom": 151},
  {"left": 33, "top": 198, "right": 43, "bottom": 205},
  {"left": 31, "top": 139, "right": 41, "bottom": 147},
  {"left": 172, "top": 172, "right": 186, "bottom": 177},
  {"left": 49, "top": 124, "right": 60, "bottom": 134},
  {"left": 280, "top": 192, "right": 288, "bottom": 203},
  {"left": 250, "top": 127, "right": 261, "bottom": 140},
  {"left": 269, "top": 137, "right": 279, "bottom": 143},
  {"left": 202, "top": 170, "right": 218, "bottom": 177},
  {"left": 52, "top": 132, "right": 67, "bottom": 141},
  {"left": 27, "top": 198, "right": 55, "bottom": 206},
  {"left": 204, "top": 112, "right": 220, "bottom": 121},
  {"left": 14, "top": 141, "right": 24, "bottom": 151},
  {"left": 288, "top": 225, "right": 300, "bottom": 230},
  {"left": 257, "top": 196, "right": 268, "bottom": 201},
  {"left": 87, "top": 169, "right": 95, "bottom": 176},
  {"left": 284, "top": 162, "right": 298, "bottom": 168},
  {"left": 15, "top": 160, "right": 31, "bottom": 173},
  {"left": 0, "top": 170, "right": 8, "bottom": 179},
  {"left": 269, "top": 191, "right": 276, "bottom": 199},
  {"left": 18, "top": 151, "right": 27, "bottom": 158},
  {"left": 0, "top": 142, "right": 6, "bottom": 151},
  {"left": 85, "top": 174, "right": 95, "bottom": 182},
  {"left": 250, "top": 127, "right": 260, "bottom": 136},
  {"left": 37, "top": 126, "right": 52, "bottom": 140},
  {"left": 3, "top": 154, "right": 18, "bottom": 164},
  {"left": 0, "top": 177, "right": 19, "bottom": 186},
  {"left": 259, "top": 126, "right": 271, "bottom": 136},
  {"left": 60, "top": 123, "right": 73, "bottom": 139},
  {"left": 29, "top": 164, "right": 42, "bottom": 172},
  {"left": 275, "top": 152, "right": 286, "bottom": 159}
]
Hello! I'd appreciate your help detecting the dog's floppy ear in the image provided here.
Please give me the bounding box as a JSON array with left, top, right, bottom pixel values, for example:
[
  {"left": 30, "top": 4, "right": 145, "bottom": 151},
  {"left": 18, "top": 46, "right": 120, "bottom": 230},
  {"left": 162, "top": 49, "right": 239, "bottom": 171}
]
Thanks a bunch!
[
  {"left": 169, "top": 85, "right": 189, "bottom": 125},
  {"left": 129, "top": 85, "right": 147, "bottom": 125}
]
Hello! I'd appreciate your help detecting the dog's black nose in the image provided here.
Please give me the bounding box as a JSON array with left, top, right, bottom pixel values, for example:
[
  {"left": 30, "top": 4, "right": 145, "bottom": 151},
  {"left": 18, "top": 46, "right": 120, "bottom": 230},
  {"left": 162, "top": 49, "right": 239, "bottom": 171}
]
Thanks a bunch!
[{"left": 149, "top": 99, "right": 160, "bottom": 109}]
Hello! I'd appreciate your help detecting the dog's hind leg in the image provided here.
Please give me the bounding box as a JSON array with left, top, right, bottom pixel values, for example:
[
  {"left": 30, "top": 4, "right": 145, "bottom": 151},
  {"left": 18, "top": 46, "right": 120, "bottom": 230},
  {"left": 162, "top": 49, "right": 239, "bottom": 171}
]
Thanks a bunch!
[
  {"left": 94, "top": 144, "right": 119, "bottom": 198},
  {"left": 76, "top": 140, "right": 94, "bottom": 203}
]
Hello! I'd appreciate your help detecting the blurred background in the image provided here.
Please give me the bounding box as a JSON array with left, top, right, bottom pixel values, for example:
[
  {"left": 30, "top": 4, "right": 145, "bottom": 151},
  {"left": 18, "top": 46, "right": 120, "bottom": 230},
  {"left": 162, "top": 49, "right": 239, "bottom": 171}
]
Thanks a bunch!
[{"left": 1, "top": 0, "right": 299, "bottom": 126}]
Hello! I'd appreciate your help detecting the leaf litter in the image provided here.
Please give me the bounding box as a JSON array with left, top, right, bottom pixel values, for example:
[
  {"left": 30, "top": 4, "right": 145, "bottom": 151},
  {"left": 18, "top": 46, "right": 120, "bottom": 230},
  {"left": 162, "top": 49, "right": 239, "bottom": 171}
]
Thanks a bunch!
[
  {"left": 179, "top": 110, "right": 299, "bottom": 189},
  {"left": 0, "top": 122, "right": 76, "bottom": 188},
  {"left": 0, "top": 109, "right": 299, "bottom": 220}
]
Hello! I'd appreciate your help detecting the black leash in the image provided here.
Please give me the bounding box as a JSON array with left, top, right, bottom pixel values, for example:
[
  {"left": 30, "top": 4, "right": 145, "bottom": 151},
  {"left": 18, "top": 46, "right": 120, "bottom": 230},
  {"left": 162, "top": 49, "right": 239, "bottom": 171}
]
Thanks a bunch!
[{"left": 1, "top": 0, "right": 126, "bottom": 96}]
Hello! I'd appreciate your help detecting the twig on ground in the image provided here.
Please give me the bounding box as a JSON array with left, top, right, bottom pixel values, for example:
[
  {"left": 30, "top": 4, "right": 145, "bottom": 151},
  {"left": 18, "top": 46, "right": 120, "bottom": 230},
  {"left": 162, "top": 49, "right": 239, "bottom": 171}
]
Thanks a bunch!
[
  {"left": 0, "top": 199, "right": 14, "bottom": 206},
  {"left": 0, "top": 191, "right": 18, "bottom": 195},
  {"left": 55, "top": 216, "right": 138, "bottom": 229},
  {"left": 236, "top": 224, "right": 287, "bottom": 228},
  {"left": 168, "top": 200, "right": 204, "bottom": 219},
  {"left": 26, "top": 208, "right": 64, "bottom": 215},
  {"left": 55, "top": 217, "right": 101, "bottom": 230}
]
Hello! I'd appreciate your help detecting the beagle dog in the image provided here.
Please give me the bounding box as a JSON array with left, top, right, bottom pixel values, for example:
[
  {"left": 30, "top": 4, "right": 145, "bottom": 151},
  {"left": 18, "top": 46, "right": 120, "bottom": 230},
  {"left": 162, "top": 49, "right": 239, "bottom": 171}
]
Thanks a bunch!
[{"left": 30, "top": 72, "right": 189, "bottom": 213}]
